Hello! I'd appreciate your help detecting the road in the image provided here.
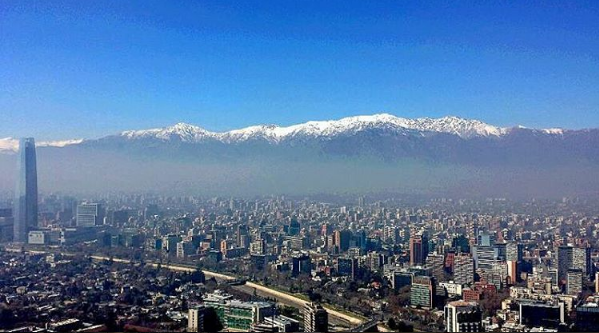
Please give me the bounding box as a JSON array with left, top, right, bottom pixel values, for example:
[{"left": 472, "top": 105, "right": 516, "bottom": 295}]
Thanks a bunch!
[{"left": 89, "top": 255, "right": 365, "bottom": 328}]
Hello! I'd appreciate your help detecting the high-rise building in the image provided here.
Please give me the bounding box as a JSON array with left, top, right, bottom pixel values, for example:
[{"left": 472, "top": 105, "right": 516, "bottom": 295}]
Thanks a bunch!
[
  {"left": 250, "top": 238, "right": 266, "bottom": 255},
  {"left": 557, "top": 245, "right": 573, "bottom": 285},
  {"left": 188, "top": 305, "right": 206, "bottom": 332},
  {"left": 410, "top": 232, "right": 429, "bottom": 266},
  {"left": 392, "top": 271, "right": 413, "bottom": 291},
  {"left": 506, "top": 243, "right": 524, "bottom": 262},
  {"left": 14, "top": 138, "right": 38, "bottom": 242},
  {"left": 334, "top": 230, "right": 352, "bottom": 252},
  {"left": 0, "top": 208, "right": 14, "bottom": 242},
  {"left": 426, "top": 252, "right": 446, "bottom": 283},
  {"left": 482, "top": 261, "right": 508, "bottom": 290},
  {"left": 506, "top": 260, "right": 518, "bottom": 285},
  {"left": 473, "top": 245, "right": 497, "bottom": 270},
  {"left": 76, "top": 203, "right": 103, "bottom": 227},
  {"left": 444, "top": 301, "right": 483, "bottom": 332},
  {"left": 494, "top": 243, "right": 507, "bottom": 261},
  {"left": 567, "top": 269, "right": 583, "bottom": 295},
  {"left": 454, "top": 254, "right": 474, "bottom": 286},
  {"left": 337, "top": 257, "right": 358, "bottom": 280},
  {"left": 477, "top": 232, "right": 495, "bottom": 247},
  {"left": 519, "top": 302, "right": 565, "bottom": 329},
  {"left": 236, "top": 224, "right": 249, "bottom": 248},
  {"left": 452, "top": 235, "right": 470, "bottom": 254},
  {"left": 557, "top": 245, "right": 591, "bottom": 286},
  {"left": 367, "top": 251, "right": 386, "bottom": 272},
  {"left": 288, "top": 218, "right": 300, "bottom": 236},
  {"left": 291, "top": 253, "right": 311, "bottom": 276},
  {"left": 573, "top": 246, "right": 592, "bottom": 277},
  {"left": 304, "top": 302, "right": 328, "bottom": 333},
  {"left": 411, "top": 276, "right": 435, "bottom": 309}
]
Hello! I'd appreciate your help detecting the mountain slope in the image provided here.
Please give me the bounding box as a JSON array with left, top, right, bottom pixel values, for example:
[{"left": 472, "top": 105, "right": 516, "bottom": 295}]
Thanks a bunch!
[
  {"left": 110, "top": 113, "right": 510, "bottom": 144},
  {"left": 1, "top": 114, "right": 598, "bottom": 197}
]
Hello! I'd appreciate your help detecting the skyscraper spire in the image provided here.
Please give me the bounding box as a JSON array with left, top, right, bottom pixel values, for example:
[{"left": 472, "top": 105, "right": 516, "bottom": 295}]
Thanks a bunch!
[{"left": 14, "top": 138, "right": 38, "bottom": 242}]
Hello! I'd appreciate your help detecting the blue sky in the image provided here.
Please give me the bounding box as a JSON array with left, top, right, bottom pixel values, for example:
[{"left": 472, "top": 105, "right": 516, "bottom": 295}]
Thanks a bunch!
[{"left": 1, "top": 1, "right": 598, "bottom": 140}]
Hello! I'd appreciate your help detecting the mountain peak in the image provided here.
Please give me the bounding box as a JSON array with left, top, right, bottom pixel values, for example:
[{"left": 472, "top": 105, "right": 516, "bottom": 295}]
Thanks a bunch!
[
  {"left": 116, "top": 114, "right": 510, "bottom": 143},
  {"left": 121, "top": 122, "right": 211, "bottom": 142},
  {"left": 169, "top": 122, "right": 201, "bottom": 130}
]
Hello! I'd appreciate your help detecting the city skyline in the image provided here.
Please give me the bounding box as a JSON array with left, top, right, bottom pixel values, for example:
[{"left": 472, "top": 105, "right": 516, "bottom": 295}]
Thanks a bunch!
[{"left": 2, "top": 2, "right": 599, "bottom": 332}]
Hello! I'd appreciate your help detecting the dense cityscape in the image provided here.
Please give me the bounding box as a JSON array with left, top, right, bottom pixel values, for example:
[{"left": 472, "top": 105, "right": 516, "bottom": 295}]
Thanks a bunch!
[{"left": 0, "top": 138, "right": 599, "bottom": 332}]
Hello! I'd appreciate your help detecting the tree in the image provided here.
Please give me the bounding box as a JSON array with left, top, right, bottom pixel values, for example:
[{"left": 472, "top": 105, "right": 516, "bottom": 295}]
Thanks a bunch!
[
  {"left": 0, "top": 307, "right": 15, "bottom": 328},
  {"left": 387, "top": 317, "right": 397, "bottom": 330},
  {"left": 396, "top": 321, "right": 414, "bottom": 332},
  {"left": 190, "top": 269, "right": 205, "bottom": 283}
]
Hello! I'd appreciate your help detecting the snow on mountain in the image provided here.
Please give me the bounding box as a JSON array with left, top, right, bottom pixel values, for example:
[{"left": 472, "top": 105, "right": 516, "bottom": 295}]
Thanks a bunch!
[
  {"left": 117, "top": 114, "right": 511, "bottom": 143},
  {"left": 541, "top": 128, "right": 565, "bottom": 135},
  {"left": 405, "top": 116, "right": 509, "bottom": 137},
  {"left": 0, "top": 138, "right": 18, "bottom": 153},
  {"left": 0, "top": 138, "right": 83, "bottom": 153},
  {"left": 0, "top": 114, "right": 578, "bottom": 153},
  {"left": 120, "top": 122, "right": 213, "bottom": 142}
]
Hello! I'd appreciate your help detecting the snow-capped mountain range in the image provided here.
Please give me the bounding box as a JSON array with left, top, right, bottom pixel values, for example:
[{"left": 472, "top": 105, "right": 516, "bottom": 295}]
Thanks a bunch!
[
  {"left": 118, "top": 113, "right": 553, "bottom": 143},
  {"left": 0, "top": 113, "right": 573, "bottom": 153},
  {"left": 0, "top": 113, "right": 597, "bottom": 197}
]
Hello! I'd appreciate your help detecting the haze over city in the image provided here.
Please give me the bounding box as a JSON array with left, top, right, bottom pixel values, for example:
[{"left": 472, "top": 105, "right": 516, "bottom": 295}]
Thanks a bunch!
[{"left": 2, "top": 1, "right": 599, "bottom": 333}]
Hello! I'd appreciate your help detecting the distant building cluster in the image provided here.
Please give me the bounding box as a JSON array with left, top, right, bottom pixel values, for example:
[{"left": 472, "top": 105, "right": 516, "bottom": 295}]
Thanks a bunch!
[{"left": 1, "top": 138, "right": 599, "bottom": 332}]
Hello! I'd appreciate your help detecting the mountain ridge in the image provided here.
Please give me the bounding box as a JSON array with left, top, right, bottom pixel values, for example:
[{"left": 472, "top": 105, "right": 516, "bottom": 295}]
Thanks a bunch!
[
  {"left": 0, "top": 113, "right": 584, "bottom": 154},
  {"left": 0, "top": 113, "right": 598, "bottom": 197},
  {"left": 3, "top": 113, "right": 579, "bottom": 153}
]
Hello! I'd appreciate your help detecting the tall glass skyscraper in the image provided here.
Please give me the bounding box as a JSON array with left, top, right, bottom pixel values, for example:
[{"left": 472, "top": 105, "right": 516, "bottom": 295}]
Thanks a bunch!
[{"left": 14, "top": 138, "right": 38, "bottom": 242}]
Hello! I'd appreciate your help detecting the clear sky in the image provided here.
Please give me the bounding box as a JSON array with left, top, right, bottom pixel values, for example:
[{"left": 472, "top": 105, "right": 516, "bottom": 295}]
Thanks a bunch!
[{"left": 1, "top": 1, "right": 598, "bottom": 140}]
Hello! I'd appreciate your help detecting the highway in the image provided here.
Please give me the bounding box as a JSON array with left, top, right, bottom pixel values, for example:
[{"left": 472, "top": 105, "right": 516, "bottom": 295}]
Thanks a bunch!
[{"left": 89, "top": 255, "right": 365, "bottom": 327}]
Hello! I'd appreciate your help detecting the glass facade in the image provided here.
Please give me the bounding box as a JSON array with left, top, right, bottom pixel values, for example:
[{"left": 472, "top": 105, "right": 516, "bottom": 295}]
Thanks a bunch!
[{"left": 14, "top": 138, "right": 38, "bottom": 242}]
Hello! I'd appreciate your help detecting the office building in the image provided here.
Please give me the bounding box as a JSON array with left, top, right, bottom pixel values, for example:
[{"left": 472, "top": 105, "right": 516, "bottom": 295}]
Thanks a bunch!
[
  {"left": 337, "top": 257, "right": 358, "bottom": 280},
  {"left": 304, "top": 302, "right": 328, "bottom": 333},
  {"left": 410, "top": 232, "right": 429, "bottom": 266},
  {"left": 76, "top": 203, "right": 103, "bottom": 227},
  {"left": 519, "top": 302, "right": 565, "bottom": 329},
  {"left": 291, "top": 253, "right": 311, "bottom": 276},
  {"left": 13, "top": 138, "right": 38, "bottom": 242},
  {"left": 411, "top": 276, "right": 435, "bottom": 309},
  {"left": 454, "top": 254, "right": 474, "bottom": 286},
  {"left": 566, "top": 269, "right": 583, "bottom": 295},
  {"left": 444, "top": 301, "right": 482, "bottom": 332},
  {"left": 557, "top": 245, "right": 573, "bottom": 285},
  {"left": 250, "top": 238, "right": 266, "bottom": 255},
  {"left": 426, "top": 252, "right": 446, "bottom": 283},
  {"left": 506, "top": 243, "right": 523, "bottom": 262},
  {"left": 473, "top": 245, "right": 497, "bottom": 270},
  {"left": 334, "top": 229, "right": 352, "bottom": 252},
  {"left": 392, "top": 271, "right": 413, "bottom": 291},
  {"left": 188, "top": 305, "right": 205, "bottom": 332},
  {"left": 557, "top": 245, "right": 591, "bottom": 286},
  {"left": 573, "top": 246, "right": 592, "bottom": 277},
  {"left": 204, "top": 292, "right": 274, "bottom": 331},
  {"left": 576, "top": 299, "right": 599, "bottom": 332},
  {"left": 28, "top": 230, "right": 47, "bottom": 245},
  {"left": 477, "top": 232, "right": 495, "bottom": 247},
  {"left": 0, "top": 208, "right": 14, "bottom": 242}
]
